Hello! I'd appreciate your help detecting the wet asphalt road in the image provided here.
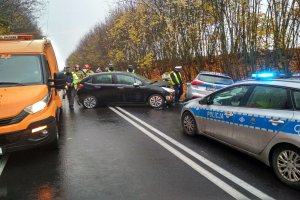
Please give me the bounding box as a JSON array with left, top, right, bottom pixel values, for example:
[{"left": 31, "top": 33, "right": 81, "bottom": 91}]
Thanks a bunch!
[{"left": 0, "top": 100, "right": 300, "bottom": 200}]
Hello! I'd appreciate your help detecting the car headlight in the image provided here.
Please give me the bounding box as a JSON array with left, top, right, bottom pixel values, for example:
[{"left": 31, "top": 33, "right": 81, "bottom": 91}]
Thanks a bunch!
[
  {"left": 24, "top": 94, "right": 50, "bottom": 114},
  {"left": 162, "top": 87, "right": 175, "bottom": 93}
]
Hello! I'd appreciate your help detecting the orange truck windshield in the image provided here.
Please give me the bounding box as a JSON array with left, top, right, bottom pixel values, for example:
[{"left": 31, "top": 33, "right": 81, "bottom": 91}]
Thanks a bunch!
[{"left": 0, "top": 55, "right": 43, "bottom": 85}]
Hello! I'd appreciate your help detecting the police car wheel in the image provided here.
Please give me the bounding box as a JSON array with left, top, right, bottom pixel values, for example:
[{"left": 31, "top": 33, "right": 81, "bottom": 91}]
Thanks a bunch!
[
  {"left": 272, "top": 145, "right": 300, "bottom": 189},
  {"left": 83, "top": 95, "right": 98, "bottom": 109},
  {"left": 148, "top": 94, "right": 164, "bottom": 108},
  {"left": 181, "top": 111, "right": 197, "bottom": 136}
]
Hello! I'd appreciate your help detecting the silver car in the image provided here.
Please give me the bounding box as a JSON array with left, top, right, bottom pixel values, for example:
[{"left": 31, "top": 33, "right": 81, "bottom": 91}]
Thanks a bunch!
[
  {"left": 186, "top": 71, "right": 234, "bottom": 100},
  {"left": 181, "top": 79, "right": 300, "bottom": 189}
]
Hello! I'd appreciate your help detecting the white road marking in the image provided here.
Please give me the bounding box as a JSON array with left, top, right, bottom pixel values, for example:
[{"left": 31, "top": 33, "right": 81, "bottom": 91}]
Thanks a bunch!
[
  {"left": 0, "top": 155, "right": 9, "bottom": 176},
  {"left": 115, "top": 106, "right": 275, "bottom": 200},
  {"left": 109, "top": 106, "right": 250, "bottom": 200}
]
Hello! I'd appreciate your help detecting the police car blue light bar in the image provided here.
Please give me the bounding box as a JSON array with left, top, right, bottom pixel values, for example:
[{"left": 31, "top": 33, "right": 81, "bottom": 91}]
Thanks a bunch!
[{"left": 252, "top": 73, "right": 275, "bottom": 78}]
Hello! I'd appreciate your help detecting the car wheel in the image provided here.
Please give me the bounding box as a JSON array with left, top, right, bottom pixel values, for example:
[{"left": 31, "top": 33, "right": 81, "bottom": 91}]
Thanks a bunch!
[
  {"left": 48, "top": 124, "right": 59, "bottom": 150},
  {"left": 148, "top": 94, "right": 164, "bottom": 108},
  {"left": 272, "top": 145, "right": 300, "bottom": 189},
  {"left": 181, "top": 111, "right": 197, "bottom": 136},
  {"left": 83, "top": 95, "right": 98, "bottom": 109}
]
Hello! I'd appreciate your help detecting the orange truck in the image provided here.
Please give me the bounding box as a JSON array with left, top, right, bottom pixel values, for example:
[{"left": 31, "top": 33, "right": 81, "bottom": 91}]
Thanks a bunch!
[{"left": 0, "top": 35, "right": 66, "bottom": 154}]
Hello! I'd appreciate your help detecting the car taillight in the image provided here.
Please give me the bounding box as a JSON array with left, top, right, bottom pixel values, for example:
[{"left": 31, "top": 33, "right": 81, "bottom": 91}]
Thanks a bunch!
[
  {"left": 77, "top": 83, "right": 84, "bottom": 90},
  {"left": 191, "top": 80, "right": 204, "bottom": 85}
]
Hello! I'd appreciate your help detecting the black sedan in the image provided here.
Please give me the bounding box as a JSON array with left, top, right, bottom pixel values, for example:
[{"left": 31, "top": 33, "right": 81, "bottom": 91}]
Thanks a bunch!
[{"left": 77, "top": 72, "right": 175, "bottom": 108}]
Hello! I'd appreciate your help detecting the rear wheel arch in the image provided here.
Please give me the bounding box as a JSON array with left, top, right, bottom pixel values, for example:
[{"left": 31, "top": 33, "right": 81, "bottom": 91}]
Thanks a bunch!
[
  {"left": 268, "top": 143, "right": 298, "bottom": 167},
  {"left": 269, "top": 143, "right": 300, "bottom": 189}
]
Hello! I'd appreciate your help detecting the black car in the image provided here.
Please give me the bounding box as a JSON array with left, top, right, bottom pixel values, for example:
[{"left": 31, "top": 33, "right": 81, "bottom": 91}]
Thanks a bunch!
[{"left": 77, "top": 72, "right": 175, "bottom": 108}]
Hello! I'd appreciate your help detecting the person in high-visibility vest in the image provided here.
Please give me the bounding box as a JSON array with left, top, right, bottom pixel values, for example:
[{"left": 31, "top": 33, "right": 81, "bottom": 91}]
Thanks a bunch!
[
  {"left": 106, "top": 63, "right": 115, "bottom": 72},
  {"left": 82, "top": 64, "right": 94, "bottom": 76},
  {"left": 64, "top": 66, "right": 80, "bottom": 110},
  {"left": 74, "top": 64, "right": 86, "bottom": 80},
  {"left": 127, "top": 65, "right": 135, "bottom": 73},
  {"left": 169, "top": 66, "right": 183, "bottom": 103}
]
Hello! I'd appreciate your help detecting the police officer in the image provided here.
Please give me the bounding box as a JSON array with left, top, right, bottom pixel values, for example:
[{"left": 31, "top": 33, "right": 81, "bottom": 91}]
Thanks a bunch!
[
  {"left": 127, "top": 65, "right": 135, "bottom": 73},
  {"left": 169, "top": 66, "right": 183, "bottom": 103},
  {"left": 106, "top": 63, "right": 115, "bottom": 72},
  {"left": 64, "top": 66, "right": 79, "bottom": 110}
]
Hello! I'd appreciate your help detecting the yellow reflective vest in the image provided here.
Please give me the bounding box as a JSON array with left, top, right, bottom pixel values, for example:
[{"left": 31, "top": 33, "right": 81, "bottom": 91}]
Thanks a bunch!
[{"left": 169, "top": 71, "right": 182, "bottom": 86}]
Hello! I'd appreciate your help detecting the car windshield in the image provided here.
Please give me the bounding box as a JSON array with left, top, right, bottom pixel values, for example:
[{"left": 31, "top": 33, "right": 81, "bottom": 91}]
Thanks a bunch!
[
  {"left": 134, "top": 74, "right": 152, "bottom": 84},
  {"left": 198, "top": 74, "right": 233, "bottom": 85},
  {"left": 0, "top": 55, "right": 43, "bottom": 86}
]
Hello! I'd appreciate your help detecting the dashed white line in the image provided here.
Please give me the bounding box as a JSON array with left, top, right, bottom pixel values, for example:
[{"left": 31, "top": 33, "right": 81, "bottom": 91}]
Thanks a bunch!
[
  {"left": 115, "top": 106, "right": 275, "bottom": 200},
  {"left": 109, "top": 106, "right": 250, "bottom": 200}
]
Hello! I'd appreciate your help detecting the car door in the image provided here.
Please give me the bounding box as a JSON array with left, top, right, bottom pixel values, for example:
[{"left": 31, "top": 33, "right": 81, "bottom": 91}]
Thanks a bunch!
[
  {"left": 89, "top": 74, "right": 118, "bottom": 102},
  {"left": 115, "top": 74, "right": 144, "bottom": 103},
  {"left": 231, "top": 85, "right": 294, "bottom": 154},
  {"left": 201, "top": 85, "right": 251, "bottom": 143}
]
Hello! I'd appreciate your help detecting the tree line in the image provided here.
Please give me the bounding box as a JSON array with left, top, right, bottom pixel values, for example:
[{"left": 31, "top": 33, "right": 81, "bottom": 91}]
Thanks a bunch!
[
  {"left": 68, "top": 0, "right": 299, "bottom": 80},
  {"left": 0, "top": 0, "right": 43, "bottom": 38}
]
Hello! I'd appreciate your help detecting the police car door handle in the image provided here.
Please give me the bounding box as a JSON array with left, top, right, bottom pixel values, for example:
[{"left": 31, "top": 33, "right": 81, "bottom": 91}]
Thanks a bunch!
[
  {"left": 225, "top": 112, "right": 234, "bottom": 117},
  {"left": 94, "top": 85, "right": 101, "bottom": 89},
  {"left": 269, "top": 119, "right": 284, "bottom": 126},
  {"left": 117, "top": 86, "right": 124, "bottom": 89}
]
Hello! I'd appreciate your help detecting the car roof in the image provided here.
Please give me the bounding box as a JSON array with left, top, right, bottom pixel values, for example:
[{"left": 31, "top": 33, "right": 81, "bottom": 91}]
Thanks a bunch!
[
  {"left": 199, "top": 71, "right": 232, "bottom": 78},
  {"left": 90, "top": 71, "right": 137, "bottom": 76},
  {"left": 235, "top": 79, "right": 300, "bottom": 89},
  {"left": 0, "top": 39, "right": 48, "bottom": 53}
]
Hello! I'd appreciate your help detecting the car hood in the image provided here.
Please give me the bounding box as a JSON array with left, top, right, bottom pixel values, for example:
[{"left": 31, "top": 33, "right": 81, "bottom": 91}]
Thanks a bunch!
[
  {"left": 152, "top": 80, "right": 170, "bottom": 88},
  {"left": 0, "top": 85, "right": 48, "bottom": 118}
]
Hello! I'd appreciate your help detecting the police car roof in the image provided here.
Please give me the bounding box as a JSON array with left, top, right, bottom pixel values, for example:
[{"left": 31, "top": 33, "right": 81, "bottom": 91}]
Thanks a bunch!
[
  {"left": 236, "top": 79, "right": 300, "bottom": 89},
  {"left": 199, "top": 71, "right": 232, "bottom": 78}
]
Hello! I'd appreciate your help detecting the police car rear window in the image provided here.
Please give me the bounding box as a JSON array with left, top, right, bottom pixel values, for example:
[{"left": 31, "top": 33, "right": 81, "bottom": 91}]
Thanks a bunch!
[
  {"left": 198, "top": 74, "right": 233, "bottom": 85},
  {"left": 292, "top": 91, "right": 300, "bottom": 110}
]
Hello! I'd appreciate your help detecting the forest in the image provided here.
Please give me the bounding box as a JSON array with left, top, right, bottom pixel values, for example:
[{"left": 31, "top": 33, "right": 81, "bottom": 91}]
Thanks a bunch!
[
  {"left": 0, "top": 0, "right": 43, "bottom": 38},
  {"left": 67, "top": 0, "right": 300, "bottom": 81}
]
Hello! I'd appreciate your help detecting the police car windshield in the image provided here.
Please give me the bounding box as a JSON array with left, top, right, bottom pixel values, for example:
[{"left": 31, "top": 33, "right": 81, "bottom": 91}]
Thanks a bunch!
[
  {"left": 0, "top": 55, "right": 43, "bottom": 86},
  {"left": 198, "top": 74, "right": 233, "bottom": 85}
]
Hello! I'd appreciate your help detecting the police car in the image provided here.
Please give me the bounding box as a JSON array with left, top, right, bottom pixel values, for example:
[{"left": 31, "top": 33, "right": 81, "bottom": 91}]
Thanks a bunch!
[{"left": 181, "top": 73, "right": 300, "bottom": 189}]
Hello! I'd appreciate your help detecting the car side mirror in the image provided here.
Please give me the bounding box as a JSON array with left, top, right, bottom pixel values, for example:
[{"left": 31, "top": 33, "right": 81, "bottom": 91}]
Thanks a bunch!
[
  {"left": 49, "top": 72, "right": 66, "bottom": 89},
  {"left": 133, "top": 82, "right": 141, "bottom": 87}
]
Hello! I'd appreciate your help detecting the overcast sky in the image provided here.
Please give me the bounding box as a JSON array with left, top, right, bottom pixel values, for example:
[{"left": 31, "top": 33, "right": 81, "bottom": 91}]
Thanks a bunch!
[{"left": 38, "top": 0, "right": 117, "bottom": 69}]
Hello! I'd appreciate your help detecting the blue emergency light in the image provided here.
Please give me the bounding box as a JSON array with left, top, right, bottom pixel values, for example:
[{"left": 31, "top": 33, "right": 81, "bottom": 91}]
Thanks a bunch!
[{"left": 251, "top": 73, "right": 275, "bottom": 79}]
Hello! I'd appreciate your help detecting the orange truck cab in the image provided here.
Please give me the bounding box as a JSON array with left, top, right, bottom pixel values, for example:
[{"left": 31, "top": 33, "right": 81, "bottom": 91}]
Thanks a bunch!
[{"left": 0, "top": 35, "right": 66, "bottom": 154}]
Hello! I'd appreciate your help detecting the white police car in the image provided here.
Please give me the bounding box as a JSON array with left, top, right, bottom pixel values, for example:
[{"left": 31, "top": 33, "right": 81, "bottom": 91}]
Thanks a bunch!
[{"left": 181, "top": 74, "right": 300, "bottom": 189}]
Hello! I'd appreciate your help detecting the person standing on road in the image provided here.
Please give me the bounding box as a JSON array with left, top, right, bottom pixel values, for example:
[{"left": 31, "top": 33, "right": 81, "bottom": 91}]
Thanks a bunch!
[
  {"left": 82, "top": 64, "right": 94, "bottom": 76},
  {"left": 96, "top": 66, "right": 102, "bottom": 73},
  {"left": 64, "top": 66, "right": 79, "bottom": 110},
  {"left": 169, "top": 66, "right": 183, "bottom": 103},
  {"left": 74, "top": 64, "right": 85, "bottom": 80},
  {"left": 127, "top": 65, "right": 135, "bottom": 73},
  {"left": 106, "top": 63, "right": 115, "bottom": 72}
]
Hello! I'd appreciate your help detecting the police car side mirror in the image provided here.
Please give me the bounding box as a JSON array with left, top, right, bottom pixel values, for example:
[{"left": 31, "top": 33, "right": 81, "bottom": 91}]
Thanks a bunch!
[{"left": 49, "top": 72, "right": 66, "bottom": 89}]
